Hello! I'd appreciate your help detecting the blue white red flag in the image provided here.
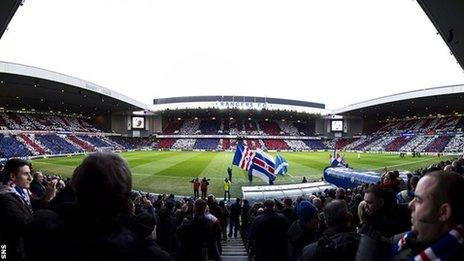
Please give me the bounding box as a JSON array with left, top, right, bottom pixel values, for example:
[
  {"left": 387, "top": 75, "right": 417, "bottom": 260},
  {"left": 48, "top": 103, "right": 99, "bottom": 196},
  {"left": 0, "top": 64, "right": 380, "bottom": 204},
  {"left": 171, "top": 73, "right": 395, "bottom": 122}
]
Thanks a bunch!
[
  {"left": 248, "top": 149, "right": 276, "bottom": 184},
  {"left": 232, "top": 142, "right": 255, "bottom": 170}
]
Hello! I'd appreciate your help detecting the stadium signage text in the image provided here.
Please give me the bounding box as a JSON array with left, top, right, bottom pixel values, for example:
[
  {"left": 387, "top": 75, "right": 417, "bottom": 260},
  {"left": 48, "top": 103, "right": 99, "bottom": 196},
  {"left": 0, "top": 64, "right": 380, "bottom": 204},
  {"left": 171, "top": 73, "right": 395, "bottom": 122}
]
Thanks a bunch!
[{"left": 216, "top": 101, "right": 268, "bottom": 110}]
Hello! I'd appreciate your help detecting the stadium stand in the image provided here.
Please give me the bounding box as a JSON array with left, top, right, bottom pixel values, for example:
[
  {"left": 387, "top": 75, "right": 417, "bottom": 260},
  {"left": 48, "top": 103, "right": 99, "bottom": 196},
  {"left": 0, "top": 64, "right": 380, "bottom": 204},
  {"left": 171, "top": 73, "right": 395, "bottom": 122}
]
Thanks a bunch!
[
  {"left": 293, "top": 121, "right": 312, "bottom": 135},
  {"left": 304, "top": 139, "right": 328, "bottom": 150},
  {"left": 17, "top": 134, "right": 47, "bottom": 155},
  {"left": 0, "top": 134, "right": 32, "bottom": 158},
  {"left": 162, "top": 119, "right": 184, "bottom": 134},
  {"left": 444, "top": 135, "right": 464, "bottom": 153},
  {"left": 259, "top": 120, "right": 282, "bottom": 135},
  {"left": 277, "top": 121, "right": 300, "bottom": 136},
  {"left": 35, "top": 134, "right": 81, "bottom": 154},
  {"left": 220, "top": 138, "right": 231, "bottom": 150},
  {"left": 199, "top": 120, "right": 220, "bottom": 134},
  {"left": 285, "top": 139, "right": 310, "bottom": 150},
  {"left": 66, "top": 134, "right": 95, "bottom": 152},
  {"left": 171, "top": 138, "right": 197, "bottom": 150},
  {"left": 157, "top": 138, "right": 176, "bottom": 149},
  {"left": 262, "top": 139, "right": 290, "bottom": 150},
  {"left": 78, "top": 135, "right": 113, "bottom": 148},
  {"left": 193, "top": 138, "right": 220, "bottom": 150},
  {"left": 108, "top": 136, "right": 153, "bottom": 149}
]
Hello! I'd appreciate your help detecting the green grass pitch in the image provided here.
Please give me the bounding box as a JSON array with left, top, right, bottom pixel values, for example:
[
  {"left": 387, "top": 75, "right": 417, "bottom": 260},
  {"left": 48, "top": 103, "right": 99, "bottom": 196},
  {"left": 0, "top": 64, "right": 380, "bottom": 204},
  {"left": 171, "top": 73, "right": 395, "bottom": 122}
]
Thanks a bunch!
[{"left": 30, "top": 151, "right": 453, "bottom": 197}]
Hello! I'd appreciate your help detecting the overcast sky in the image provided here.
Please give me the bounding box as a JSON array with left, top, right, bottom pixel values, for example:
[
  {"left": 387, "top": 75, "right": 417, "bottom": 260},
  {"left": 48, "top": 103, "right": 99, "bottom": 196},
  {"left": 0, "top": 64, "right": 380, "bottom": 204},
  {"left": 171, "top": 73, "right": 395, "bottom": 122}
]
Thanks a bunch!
[{"left": 0, "top": 0, "right": 463, "bottom": 110}]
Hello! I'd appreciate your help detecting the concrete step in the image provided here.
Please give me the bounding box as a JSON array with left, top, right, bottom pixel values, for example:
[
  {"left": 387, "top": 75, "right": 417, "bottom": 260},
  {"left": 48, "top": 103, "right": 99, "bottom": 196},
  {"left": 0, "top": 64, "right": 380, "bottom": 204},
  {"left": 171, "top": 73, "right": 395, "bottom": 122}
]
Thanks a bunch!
[
  {"left": 221, "top": 256, "right": 248, "bottom": 261},
  {"left": 222, "top": 251, "right": 247, "bottom": 254}
]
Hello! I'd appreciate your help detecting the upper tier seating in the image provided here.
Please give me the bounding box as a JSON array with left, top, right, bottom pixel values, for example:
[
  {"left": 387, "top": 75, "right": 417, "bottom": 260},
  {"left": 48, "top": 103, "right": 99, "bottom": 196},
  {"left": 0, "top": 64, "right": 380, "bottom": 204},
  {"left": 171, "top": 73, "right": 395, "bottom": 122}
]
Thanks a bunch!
[
  {"left": 259, "top": 121, "right": 282, "bottom": 136},
  {"left": 198, "top": 120, "right": 220, "bottom": 134}
]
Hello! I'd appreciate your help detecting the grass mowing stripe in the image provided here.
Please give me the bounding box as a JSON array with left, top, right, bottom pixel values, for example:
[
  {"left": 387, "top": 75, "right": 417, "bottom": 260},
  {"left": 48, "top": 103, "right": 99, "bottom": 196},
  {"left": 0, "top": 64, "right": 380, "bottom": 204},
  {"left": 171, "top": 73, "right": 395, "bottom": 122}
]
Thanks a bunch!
[{"left": 124, "top": 151, "right": 178, "bottom": 168}]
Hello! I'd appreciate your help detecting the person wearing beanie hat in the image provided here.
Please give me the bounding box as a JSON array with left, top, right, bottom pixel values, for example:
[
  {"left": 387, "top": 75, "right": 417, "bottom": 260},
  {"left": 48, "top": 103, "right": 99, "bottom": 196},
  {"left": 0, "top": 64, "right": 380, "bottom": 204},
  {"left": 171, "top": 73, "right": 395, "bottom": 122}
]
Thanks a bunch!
[
  {"left": 297, "top": 200, "right": 319, "bottom": 226},
  {"left": 287, "top": 200, "right": 320, "bottom": 261}
]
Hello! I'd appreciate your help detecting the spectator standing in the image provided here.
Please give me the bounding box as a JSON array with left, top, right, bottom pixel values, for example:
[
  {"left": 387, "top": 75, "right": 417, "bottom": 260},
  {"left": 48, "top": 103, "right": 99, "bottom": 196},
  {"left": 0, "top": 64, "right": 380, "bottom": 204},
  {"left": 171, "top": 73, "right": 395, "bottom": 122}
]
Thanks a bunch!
[
  {"left": 227, "top": 165, "right": 233, "bottom": 182},
  {"left": 218, "top": 200, "right": 229, "bottom": 241},
  {"left": 249, "top": 199, "right": 290, "bottom": 261},
  {"left": 177, "top": 199, "right": 219, "bottom": 261},
  {"left": 241, "top": 199, "right": 251, "bottom": 243},
  {"left": 229, "top": 198, "right": 242, "bottom": 238},
  {"left": 223, "top": 178, "right": 231, "bottom": 201},
  {"left": 299, "top": 200, "right": 359, "bottom": 261},
  {"left": 130, "top": 212, "right": 173, "bottom": 261},
  {"left": 190, "top": 178, "right": 200, "bottom": 198},
  {"left": 280, "top": 197, "right": 297, "bottom": 223},
  {"left": 287, "top": 200, "right": 319, "bottom": 261},
  {"left": 200, "top": 177, "right": 210, "bottom": 199}
]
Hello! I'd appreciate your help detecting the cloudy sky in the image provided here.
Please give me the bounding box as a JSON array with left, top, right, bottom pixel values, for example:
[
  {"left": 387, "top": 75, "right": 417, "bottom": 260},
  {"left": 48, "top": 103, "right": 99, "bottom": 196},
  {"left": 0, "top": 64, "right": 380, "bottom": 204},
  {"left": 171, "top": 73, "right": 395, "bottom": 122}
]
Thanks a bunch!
[{"left": 0, "top": 0, "right": 463, "bottom": 110}]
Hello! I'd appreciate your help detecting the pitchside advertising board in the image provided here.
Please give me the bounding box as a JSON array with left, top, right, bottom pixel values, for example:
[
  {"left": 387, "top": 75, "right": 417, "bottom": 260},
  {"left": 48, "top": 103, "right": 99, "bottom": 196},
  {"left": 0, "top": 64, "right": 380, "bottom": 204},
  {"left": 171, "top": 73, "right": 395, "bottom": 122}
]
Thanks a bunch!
[{"left": 132, "top": 116, "right": 145, "bottom": 130}]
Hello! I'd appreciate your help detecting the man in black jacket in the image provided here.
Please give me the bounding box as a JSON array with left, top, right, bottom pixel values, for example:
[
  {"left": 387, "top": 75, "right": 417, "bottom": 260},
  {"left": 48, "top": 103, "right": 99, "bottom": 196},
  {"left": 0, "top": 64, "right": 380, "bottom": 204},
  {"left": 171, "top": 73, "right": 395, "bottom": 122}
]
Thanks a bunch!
[
  {"left": 177, "top": 198, "right": 219, "bottom": 261},
  {"left": 249, "top": 199, "right": 290, "bottom": 261},
  {"left": 229, "top": 198, "right": 242, "bottom": 238},
  {"left": 0, "top": 159, "right": 34, "bottom": 261},
  {"left": 299, "top": 200, "right": 359, "bottom": 261}
]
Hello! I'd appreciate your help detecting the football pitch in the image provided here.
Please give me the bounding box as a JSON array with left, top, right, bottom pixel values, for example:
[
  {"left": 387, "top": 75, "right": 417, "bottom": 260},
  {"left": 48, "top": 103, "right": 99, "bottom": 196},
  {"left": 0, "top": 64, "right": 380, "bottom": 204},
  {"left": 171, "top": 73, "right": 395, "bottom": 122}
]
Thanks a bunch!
[{"left": 31, "top": 151, "right": 453, "bottom": 197}]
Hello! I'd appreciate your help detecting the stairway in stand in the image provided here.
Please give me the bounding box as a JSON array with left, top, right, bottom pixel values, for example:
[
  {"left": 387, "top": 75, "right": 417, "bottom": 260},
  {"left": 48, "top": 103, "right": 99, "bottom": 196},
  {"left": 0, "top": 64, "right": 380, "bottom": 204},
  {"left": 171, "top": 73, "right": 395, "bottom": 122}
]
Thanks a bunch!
[{"left": 220, "top": 237, "right": 248, "bottom": 261}]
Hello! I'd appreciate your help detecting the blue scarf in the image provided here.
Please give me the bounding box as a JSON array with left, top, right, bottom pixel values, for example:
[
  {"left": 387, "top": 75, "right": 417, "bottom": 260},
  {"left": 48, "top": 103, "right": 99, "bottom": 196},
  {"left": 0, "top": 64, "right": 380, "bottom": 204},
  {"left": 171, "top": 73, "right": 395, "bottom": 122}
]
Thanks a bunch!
[
  {"left": 392, "top": 225, "right": 464, "bottom": 260},
  {"left": 13, "top": 184, "right": 32, "bottom": 210}
]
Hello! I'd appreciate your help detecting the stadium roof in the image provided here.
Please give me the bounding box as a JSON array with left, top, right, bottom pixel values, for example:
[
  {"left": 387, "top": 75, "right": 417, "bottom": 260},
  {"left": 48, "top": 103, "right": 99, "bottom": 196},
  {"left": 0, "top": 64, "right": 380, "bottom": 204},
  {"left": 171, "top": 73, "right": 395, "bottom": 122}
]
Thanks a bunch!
[
  {"left": 417, "top": 0, "right": 464, "bottom": 71},
  {"left": 0, "top": 61, "right": 149, "bottom": 116},
  {"left": 332, "top": 84, "right": 464, "bottom": 119},
  {"left": 0, "top": 0, "right": 22, "bottom": 40},
  {"left": 154, "top": 96, "right": 325, "bottom": 109},
  {"left": 152, "top": 95, "right": 327, "bottom": 114}
]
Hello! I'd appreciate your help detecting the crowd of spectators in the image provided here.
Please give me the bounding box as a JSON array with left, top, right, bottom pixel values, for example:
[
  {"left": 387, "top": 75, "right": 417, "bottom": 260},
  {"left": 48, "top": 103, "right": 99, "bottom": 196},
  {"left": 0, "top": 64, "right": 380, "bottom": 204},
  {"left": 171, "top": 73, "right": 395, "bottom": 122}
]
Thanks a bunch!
[{"left": 1, "top": 152, "right": 464, "bottom": 260}]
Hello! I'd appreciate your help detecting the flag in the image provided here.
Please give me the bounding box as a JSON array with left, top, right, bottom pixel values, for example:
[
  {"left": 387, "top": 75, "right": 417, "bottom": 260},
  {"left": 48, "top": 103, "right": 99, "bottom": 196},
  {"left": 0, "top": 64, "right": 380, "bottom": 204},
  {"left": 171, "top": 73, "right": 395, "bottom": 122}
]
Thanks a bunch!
[
  {"left": 275, "top": 154, "right": 288, "bottom": 175},
  {"left": 232, "top": 142, "right": 255, "bottom": 171},
  {"left": 248, "top": 149, "right": 276, "bottom": 184},
  {"left": 330, "top": 149, "right": 347, "bottom": 167}
]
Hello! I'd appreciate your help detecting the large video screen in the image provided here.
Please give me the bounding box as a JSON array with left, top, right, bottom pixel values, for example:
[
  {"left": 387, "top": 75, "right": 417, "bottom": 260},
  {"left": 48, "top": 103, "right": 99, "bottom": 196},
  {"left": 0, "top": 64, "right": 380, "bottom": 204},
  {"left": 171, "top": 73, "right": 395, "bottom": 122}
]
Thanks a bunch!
[
  {"left": 331, "top": 120, "right": 343, "bottom": 132},
  {"left": 132, "top": 116, "right": 145, "bottom": 130}
]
